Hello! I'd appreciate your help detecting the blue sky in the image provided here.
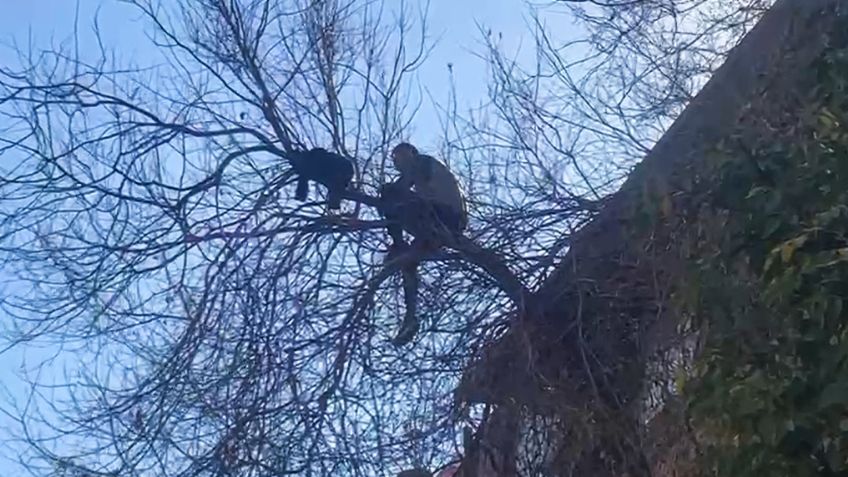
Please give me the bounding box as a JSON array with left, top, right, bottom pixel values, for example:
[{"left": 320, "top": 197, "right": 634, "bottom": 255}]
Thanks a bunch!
[
  {"left": 0, "top": 0, "right": 542, "bottom": 140},
  {"left": 0, "top": 0, "right": 550, "bottom": 472}
]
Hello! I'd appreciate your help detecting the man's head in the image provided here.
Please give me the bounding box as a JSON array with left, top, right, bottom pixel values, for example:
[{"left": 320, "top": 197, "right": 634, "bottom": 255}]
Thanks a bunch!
[{"left": 391, "top": 142, "right": 418, "bottom": 170}]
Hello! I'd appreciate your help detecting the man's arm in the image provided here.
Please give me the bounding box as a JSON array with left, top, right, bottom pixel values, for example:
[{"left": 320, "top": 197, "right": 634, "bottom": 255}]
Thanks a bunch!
[{"left": 396, "top": 172, "right": 415, "bottom": 189}]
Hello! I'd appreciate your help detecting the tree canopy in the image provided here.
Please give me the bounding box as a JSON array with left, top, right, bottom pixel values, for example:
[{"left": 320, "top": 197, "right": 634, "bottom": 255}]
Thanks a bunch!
[{"left": 0, "top": 1, "right": 775, "bottom": 475}]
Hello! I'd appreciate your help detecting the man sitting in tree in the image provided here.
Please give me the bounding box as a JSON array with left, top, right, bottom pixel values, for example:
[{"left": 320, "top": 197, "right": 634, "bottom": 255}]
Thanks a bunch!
[{"left": 379, "top": 142, "right": 468, "bottom": 346}]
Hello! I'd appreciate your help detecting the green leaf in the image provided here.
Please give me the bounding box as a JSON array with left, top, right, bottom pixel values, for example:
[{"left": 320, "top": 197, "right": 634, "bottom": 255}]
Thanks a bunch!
[{"left": 779, "top": 234, "right": 809, "bottom": 263}]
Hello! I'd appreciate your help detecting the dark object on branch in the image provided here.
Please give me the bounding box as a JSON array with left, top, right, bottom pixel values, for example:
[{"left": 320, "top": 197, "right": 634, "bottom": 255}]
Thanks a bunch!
[{"left": 288, "top": 147, "right": 354, "bottom": 210}]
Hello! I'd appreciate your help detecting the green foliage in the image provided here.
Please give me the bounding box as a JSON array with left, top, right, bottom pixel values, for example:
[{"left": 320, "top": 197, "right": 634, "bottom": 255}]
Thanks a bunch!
[{"left": 683, "top": 39, "right": 848, "bottom": 476}]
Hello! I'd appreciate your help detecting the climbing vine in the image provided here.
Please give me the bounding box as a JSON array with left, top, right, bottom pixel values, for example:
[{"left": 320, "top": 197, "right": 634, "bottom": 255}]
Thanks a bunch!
[{"left": 683, "top": 31, "right": 848, "bottom": 476}]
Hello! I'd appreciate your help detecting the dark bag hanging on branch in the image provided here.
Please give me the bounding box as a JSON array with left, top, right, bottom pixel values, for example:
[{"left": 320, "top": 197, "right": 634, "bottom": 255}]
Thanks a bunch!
[{"left": 288, "top": 147, "right": 354, "bottom": 210}]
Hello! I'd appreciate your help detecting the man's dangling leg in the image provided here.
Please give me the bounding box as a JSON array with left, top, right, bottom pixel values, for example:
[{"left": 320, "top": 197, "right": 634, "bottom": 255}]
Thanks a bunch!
[
  {"left": 391, "top": 260, "right": 420, "bottom": 346},
  {"left": 390, "top": 201, "right": 449, "bottom": 346}
]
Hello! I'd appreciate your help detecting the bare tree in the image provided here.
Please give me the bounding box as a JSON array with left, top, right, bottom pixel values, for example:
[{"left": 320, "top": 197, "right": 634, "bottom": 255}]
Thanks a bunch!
[{"left": 0, "top": 0, "right": 775, "bottom": 476}]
